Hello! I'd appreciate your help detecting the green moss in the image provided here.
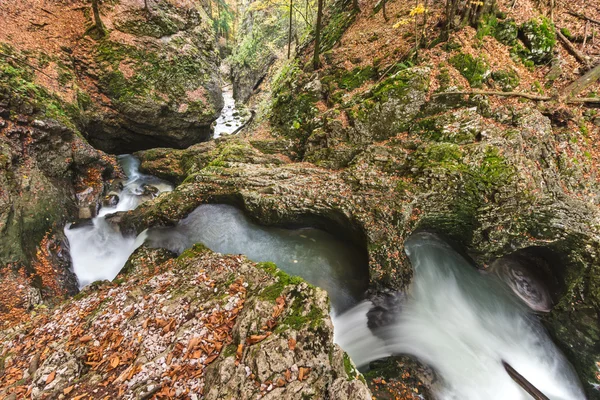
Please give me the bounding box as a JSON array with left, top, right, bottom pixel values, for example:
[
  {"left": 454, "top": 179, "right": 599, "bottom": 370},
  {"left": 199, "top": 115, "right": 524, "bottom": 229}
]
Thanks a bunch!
[
  {"left": 362, "top": 64, "right": 422, "bottom": 105},
  {"left": 279, "top": 298, "right": 324, "bottom": 331},
  {"left": 493, "top": 19, "right": 519, "bottom": 45},
  {"left": 343, "top": 352, "right": 359, "bottom": 380},
  {"left": 94, "top": 39, "right": 214, "bottom": 116},
  {"left": 449, "top": 53, "right": 489, "bottom": 88},
  {"left": 0, "top": 44, "right": 75, "bottom": 127},
  {"left": 336, "top": 66, "right": 376, "bottom": 90},
  {"left": 258, "top": 265, "right": 304, "bottom": 302},
  {"left": 222, "top": 344, "right": 238, "bottom": 358},
  {"left": 491, "top": 69, "right": 520, "bottom": 91},
  {"left": 270, "top": 60, "right": 319, "bottom": 149},
  {"left": 318, "top": 0, "right": 357, "bottom": 53},
  {"left": 560, "top": 27, "right": 573, "bottom": 41},
  {"left": 517, "top": 17, "right": 556, "bottom": 65},
  {"left": 178, "top": 243, "right": 210, "bottom": 259}
]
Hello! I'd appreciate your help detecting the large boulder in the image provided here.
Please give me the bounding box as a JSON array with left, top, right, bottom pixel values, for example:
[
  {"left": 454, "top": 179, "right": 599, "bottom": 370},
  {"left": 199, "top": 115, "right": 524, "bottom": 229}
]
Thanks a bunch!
[{"left": 0, "top": 246, "right": 371, "bottom": 399}]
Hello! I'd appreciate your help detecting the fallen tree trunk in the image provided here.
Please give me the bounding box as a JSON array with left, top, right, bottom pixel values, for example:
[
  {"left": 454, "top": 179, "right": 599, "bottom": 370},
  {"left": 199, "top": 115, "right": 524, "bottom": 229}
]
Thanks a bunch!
[
  {"left": 562, "top": 62, "right": 600, "bottom": 99},
  {"left": 556, "top": 28, "right": 591, "bottom": 70}
]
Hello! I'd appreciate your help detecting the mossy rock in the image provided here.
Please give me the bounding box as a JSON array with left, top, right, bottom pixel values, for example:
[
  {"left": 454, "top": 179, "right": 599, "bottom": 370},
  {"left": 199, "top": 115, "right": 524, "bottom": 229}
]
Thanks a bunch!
[
  {"left": 491, "top": 69, "right": 520, "bottom": 92},
  {"left": 448, "top": 53, "right": 489, "bottom": 88},
  {"left": 517, "top": 17, "right": 556, "bottom": 65},
  {"left": 494, "top": 19, "right": 519, "bottom": 45}
]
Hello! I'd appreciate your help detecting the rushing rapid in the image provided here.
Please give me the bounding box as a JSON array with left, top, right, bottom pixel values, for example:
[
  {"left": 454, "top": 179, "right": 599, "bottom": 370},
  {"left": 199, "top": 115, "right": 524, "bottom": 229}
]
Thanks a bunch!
[
  {"left": 65, "top": 155, "right": 173, "bottom": 288},
  {"left": 334, "top": 232, "right": 585, "bottom": 400},
  {"left": 213, "top": 84, "right": 249, "bottom": 138}
]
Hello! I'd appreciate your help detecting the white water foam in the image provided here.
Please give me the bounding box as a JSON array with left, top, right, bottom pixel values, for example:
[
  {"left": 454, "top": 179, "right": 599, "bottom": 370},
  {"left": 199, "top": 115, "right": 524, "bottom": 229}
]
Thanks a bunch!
[
  {"left": 334, "top": 232, "right": 585, "bottom": 399},
  {"left": 213, "top": 85, "right": 248, "bottom": 138},
  {"left": 65, "top": 155, "right": 172, "bottom": 288}
]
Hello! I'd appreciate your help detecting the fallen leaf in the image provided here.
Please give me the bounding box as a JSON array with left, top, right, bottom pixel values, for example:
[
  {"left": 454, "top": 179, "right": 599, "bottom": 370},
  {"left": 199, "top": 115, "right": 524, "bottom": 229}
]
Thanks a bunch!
[
  {"left": 247, "top": 332, "right": 271, "bottom": 345},
  {"left": 298, "top": 367, "right": 310, "bottom": 382},
  {"left": 235, "top": 343, "right": 244, "bottom": 364},
  {"left": 45, "top": 371, "right": 55, "bottom": 384},
  {"left": 63, "top": 385, "right": 74, "bottom": 395},
  {"left": 288, "top": 338, "right": 296, "bottom": 350},
  {"left": 110, "top": 356, "right": 120, "bottom": 369},
  {"left": 78, "top": 335, "right": 92, "bottom": 343}
]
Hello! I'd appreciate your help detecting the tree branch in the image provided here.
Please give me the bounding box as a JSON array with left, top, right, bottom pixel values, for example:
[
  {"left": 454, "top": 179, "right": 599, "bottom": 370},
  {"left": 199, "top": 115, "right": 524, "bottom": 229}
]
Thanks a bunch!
[
  {"left": 562, "top": 62, "right": 600, "bottom": 99},
  {"left": 432, "top": 90, "right": 552, "bottom": 101},
  {"left": 433, "top": 89, "right": 600, "bottom": 105},
  {"left": 567, "top": 11, "right": 600, "bottom": 27},
  {"left": 556, "top": 28, "right": 591, "bottom": 70}
]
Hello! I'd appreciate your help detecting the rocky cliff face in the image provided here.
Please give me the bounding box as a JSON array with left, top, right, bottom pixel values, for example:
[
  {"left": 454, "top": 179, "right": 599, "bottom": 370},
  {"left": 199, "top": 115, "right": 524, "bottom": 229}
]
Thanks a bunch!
[
  {"left": 0, "top": 55, "right": 119, "bottom": 325},
  {"left": 0, "top": 245, "right": 371, "bottom": 399},
  {"left": 0, "top": 0, "right": 224, "bottom": 155},
  {"left": 79, "top": 0, "right": 224, "bottom": 153}
]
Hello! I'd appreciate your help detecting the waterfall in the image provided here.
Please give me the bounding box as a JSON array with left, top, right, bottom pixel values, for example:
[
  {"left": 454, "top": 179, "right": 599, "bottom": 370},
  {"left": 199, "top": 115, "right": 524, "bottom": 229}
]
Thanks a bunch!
[
  {"left": 334, "top": 232, "right": 585, "bottom": 400},
  {"left": 64, "top": 155, "right": 173, "bottom": 288}
]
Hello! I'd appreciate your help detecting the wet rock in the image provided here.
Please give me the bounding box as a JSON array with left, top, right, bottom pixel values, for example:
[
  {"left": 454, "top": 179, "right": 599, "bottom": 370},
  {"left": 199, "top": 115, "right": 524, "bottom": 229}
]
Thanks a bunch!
[
  {"left": 68, "top": 219, "right": 94, "bottom": 230},
  {"left": 488, "top": 255, "right": 554, "bottom": 312},
  {"left": 102, "top": 193, "right": 120, "bottom": 208},
  {"left": 77, "top": 206, "right": 93, "bottom": 220},
  {"left": 140, "top": 184, "right": 159, "bottom": 197}
]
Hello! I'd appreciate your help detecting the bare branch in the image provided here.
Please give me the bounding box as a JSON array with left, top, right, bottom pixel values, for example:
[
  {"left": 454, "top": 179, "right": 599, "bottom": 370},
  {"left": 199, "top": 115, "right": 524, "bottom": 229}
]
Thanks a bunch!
[
  {"left": 432, "top": 90, "right": 552, "bottom": 101},
  {"left": 556, "top": 28, "right": 591, "bottom": 70},
  {"left": 567, "top": 10, "right": 600, "bottom": 27}
]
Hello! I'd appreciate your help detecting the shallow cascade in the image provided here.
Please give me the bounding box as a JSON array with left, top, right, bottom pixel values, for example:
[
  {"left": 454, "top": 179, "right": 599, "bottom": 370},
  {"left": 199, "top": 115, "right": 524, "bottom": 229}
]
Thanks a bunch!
[
  {"left": 65, "top": 155, "right": 173, "bottom": 288},
  {"left": 334, "top": 232, "right": 585, "bottom": 400},
  {"left": 212, "top": 84, "right": 251, "bottom": 138}
]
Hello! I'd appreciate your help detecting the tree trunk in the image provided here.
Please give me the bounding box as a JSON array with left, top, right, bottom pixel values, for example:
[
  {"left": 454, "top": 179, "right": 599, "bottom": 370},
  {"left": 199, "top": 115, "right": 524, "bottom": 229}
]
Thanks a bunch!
[
  {"left": 288, "top": 0, "right": 293, "bottom": 59},
  {"left": 92, "top": 0, "right": 106, "bottom": 37},
  {"left": 382, "top": 0, "right": 387, "bottom": 21},
  {"left": 313, "top": 0, "right": 323, "bottom": 70}
]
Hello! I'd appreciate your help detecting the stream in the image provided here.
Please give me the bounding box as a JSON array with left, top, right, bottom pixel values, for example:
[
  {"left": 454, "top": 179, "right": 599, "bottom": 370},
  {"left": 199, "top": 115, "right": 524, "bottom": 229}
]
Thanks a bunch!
[
  {"left": 212, "top": 84, "right": 250, "bottom": 138},
  {"left": 63, "top": 88, "right": 585, "bottom": 399}
]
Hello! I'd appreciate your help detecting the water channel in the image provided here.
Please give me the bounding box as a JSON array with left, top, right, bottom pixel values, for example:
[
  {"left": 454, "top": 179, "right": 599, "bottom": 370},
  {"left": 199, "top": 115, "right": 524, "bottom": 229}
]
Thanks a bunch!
[{"left": 64, "top": 86, "right": 585, "bottom": 399}]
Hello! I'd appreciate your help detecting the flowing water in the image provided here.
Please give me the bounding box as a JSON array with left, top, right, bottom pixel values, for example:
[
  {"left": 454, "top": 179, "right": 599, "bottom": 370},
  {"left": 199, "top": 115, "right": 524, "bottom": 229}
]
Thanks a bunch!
[
  {"left": 334, "top": 232, "right": 585, "bottom": 400},
  {"left": 145, "top": 204, "right": 368, "bottom": 313},
  {"left": 65, "top": 155, "right": 173, "bottom": 288},
  {"left": 63, "top": 139, "right": 584, "bottom": 397},
  {"left": 66, "top": 158, "right": 368, "bottom": 312},
  {"left": 213, "top": 84, "right": 249, "bottom": 138}
]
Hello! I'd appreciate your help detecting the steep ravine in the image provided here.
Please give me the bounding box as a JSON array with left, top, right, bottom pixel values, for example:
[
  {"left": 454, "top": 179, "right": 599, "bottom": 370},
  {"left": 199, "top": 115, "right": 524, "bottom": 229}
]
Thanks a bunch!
[{"left": 2, "top": 0, "right": 600, "bottom": 399}]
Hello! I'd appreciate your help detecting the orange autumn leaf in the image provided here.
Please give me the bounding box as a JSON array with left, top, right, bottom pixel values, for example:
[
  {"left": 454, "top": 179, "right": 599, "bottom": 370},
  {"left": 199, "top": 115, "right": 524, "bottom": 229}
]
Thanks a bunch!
[
  {"left": 45, "top": 371, "right": 56, "bottom": 384},
  {"left": 63, "top": 385, "right": 74, "bottom": 395},
  {"left": 288, "top": 338, "right": 296, "bottom": 350},
  {"left": 235, "top": 343, "right": 244, "bottom": 363},
  {"left": 246, "top": 332, "right": 271, "bottom": 345},
  {"left": 78, "top": 335, "right": 93, "bottom": 343},
  {"left": 110, "top": 356, "right": 120, "bottom": 369},
  {"left": 298, "top": 367, "right": 310, "bottom": 381}
]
